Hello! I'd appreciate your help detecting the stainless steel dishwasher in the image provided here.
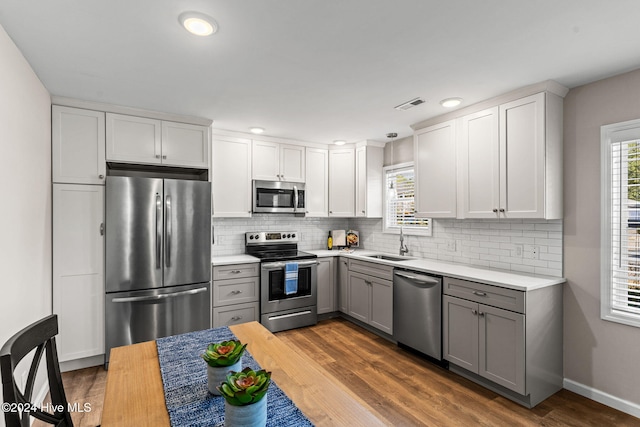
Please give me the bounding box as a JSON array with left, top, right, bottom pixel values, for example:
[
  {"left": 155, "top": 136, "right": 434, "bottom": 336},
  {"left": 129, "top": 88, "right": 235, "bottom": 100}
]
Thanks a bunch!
[{"left": 393, "top": 269, "right": 443, "bottom": 361}]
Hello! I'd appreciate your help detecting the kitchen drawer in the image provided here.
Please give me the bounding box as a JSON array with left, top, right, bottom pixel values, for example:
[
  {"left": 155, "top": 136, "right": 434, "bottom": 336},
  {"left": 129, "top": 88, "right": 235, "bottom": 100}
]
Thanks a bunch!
[
  {"left": 213, "top": 302, "right": 259, "bottom": 328},
  {"left": 213, "top": 263, "right": 259, "bottom": 280},
  {"left": 443, "top": 277, "right": 525, "bottom": 314},
  {"left": 348, "top": 259, "right": 394, "bottom": 281},
  {"left": 213, "top": 277, "right": 259, "bottom": 307}
]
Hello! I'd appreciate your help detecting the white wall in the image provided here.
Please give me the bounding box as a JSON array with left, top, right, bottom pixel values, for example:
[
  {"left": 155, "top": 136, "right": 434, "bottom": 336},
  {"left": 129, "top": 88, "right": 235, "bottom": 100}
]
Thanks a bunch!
[
  {"left": 563, "top": 68, "right": 640, "bottom": 414},
  {"left": 0, "top": 24, "right": 52, "bottom": 426}
]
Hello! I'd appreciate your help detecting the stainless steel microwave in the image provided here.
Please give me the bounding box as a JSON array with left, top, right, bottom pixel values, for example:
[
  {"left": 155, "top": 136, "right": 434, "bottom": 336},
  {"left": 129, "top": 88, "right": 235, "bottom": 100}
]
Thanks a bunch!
[{"left": 253, "top": 180, "right": 305, "bottom": 214}]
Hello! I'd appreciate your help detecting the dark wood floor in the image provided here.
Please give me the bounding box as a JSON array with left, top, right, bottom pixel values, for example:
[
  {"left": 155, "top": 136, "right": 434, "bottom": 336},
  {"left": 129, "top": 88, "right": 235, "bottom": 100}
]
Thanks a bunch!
[{"left": 38, "top": 318, "right": 639, "bottom": 426}]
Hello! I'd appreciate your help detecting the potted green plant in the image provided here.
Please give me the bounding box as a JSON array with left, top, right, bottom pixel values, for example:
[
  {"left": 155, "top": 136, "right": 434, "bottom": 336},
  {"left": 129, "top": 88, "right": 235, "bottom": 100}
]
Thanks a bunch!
[
  {"left": 217, "top": 367, "right": 271, "bottom": 427},
  {"left": 201, "top": 340, "right": 247, "bottom": 395}
]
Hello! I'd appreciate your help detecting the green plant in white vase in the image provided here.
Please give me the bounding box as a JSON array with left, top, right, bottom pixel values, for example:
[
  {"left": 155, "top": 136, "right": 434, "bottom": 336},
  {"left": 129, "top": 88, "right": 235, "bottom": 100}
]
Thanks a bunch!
[
  {"left": 201, "top": 340, "right": 247, "bottom": 395},
  {"left": 218, "top": 367, "right": 271, "bottom": 427}
]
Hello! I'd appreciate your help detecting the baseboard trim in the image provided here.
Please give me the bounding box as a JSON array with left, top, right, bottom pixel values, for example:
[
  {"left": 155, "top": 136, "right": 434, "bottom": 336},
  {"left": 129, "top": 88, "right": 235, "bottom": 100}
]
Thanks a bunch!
[{"left": 563, "top": 378, "right": 640, "bottom": 418}]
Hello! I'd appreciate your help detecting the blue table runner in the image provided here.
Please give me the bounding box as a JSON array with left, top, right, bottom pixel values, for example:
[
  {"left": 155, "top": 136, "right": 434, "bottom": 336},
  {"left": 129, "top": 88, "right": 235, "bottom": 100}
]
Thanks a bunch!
[{"left": 156, "top": 327, "right": 314, "bottom": 427}]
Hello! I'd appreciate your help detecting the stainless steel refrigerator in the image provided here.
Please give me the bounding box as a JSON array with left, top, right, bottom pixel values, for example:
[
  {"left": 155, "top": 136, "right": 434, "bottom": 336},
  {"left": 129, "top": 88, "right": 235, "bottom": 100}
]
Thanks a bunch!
[{"left": 105, "top": 176, "right": 211, "bottom": 365}]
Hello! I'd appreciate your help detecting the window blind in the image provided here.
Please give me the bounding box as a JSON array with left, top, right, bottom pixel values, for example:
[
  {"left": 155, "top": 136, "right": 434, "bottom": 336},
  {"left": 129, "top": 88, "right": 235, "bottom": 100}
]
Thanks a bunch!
[
  {"left": 385, "top": 167, "right": 429, "bottom": 231},
  {"left": 610, "top": 140, "right": 640, "bottom": 315}
]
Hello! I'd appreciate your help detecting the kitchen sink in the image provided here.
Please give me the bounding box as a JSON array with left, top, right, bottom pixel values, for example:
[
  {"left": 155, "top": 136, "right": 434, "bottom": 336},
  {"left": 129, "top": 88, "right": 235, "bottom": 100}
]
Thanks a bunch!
[{"left": 364, "top": 254, "right": 412, "bottom": 262}]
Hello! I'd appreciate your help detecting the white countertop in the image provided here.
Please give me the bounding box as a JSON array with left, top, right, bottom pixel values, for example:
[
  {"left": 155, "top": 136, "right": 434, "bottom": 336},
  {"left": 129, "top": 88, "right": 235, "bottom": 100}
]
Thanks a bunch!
[
  {"left": 307, "top": 249, "right": 565, "bottom": 292},
  {"left": 211, "top": 254, "right": 260, "bottom": 266},
  {"left": 213, "top": 249, "right": 565, "bottom": 291}
]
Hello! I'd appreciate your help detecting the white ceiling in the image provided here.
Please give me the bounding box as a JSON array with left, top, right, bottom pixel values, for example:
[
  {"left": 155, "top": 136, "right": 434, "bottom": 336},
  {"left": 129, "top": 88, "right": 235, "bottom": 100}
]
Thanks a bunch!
[{"left": 2, "top": 1, "right": 640, "bottom": 144}]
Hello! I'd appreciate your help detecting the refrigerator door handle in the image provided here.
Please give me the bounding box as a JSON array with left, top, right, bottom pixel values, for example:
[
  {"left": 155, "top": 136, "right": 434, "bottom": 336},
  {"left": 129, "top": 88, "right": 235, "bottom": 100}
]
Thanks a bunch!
[
  {"left": 156, "top": 194, "right": 162, "bottom": 269},
  {"left": 111, "top": 286, "right": 208, "bottom": 303},
  {"left": 165, "top": 195, "right": 172, "bottom": 268}
]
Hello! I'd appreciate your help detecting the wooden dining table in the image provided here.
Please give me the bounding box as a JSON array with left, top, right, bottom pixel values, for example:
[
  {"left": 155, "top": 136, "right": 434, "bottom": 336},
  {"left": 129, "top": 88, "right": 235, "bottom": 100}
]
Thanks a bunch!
[{"left": 101, "top": 321, "right": 388, "bottom": 426}]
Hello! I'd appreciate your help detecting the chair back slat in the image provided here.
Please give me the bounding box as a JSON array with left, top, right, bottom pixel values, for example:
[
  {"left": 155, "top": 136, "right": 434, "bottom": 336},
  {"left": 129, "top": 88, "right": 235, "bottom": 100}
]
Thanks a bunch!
[{"left": 0, "top": 315, "right": 74, "bottom": 427}]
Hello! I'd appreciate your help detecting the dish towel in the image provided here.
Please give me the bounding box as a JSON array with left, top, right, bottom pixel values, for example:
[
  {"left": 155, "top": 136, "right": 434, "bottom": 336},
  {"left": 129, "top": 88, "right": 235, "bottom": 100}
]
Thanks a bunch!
[{"left": 284, "top": 262, "right": 299, "bottom": 295}]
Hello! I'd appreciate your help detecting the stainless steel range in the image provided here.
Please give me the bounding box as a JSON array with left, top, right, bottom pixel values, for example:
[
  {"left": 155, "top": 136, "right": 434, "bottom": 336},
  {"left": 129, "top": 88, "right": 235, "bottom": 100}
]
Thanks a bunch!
[{"left": 245, "top": 231, "right": 318, "bottom": 332}]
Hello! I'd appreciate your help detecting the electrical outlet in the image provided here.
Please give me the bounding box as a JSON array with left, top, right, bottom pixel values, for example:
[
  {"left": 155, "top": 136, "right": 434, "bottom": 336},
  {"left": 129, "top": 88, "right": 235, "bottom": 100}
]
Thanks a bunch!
[
  {"left": 446, "top": 240, "right": 456, "bottom": 252},
  {"left": 531, "top": 245, "right": 539, "bottom": 260},
  {"left": 514, "top": 244, "right": 523, "bottom": 257}
]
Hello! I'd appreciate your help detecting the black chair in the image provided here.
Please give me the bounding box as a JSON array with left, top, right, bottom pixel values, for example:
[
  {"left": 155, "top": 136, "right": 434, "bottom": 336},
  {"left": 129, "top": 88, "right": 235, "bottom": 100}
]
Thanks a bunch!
[{"left": 0, "top": 314, "right": 73, "bottom": 427}]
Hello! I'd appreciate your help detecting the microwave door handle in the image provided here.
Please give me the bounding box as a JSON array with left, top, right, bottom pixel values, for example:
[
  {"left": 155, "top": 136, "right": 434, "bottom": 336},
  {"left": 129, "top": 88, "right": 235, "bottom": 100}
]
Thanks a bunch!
[{"left": 293, "top": 185, "right": 298, "bottom": 212}]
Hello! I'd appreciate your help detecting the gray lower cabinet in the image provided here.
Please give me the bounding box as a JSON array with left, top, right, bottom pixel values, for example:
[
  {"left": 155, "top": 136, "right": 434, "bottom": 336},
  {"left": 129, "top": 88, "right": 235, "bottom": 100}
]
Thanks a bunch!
[
  {"left": 317, "top": 257, "right": 336, "bottom": 314},
  {"left": 212, "top": 263, "right": 260, "bottom": 327},
  {"left": 347, "top": 259, "right": 393, "bottom": 334},
  {"left": 443, "top": 276, "right": 562, "bottom": 408},
  {"left": 338, "top": 258, "right": 349, "bottom": 313}
]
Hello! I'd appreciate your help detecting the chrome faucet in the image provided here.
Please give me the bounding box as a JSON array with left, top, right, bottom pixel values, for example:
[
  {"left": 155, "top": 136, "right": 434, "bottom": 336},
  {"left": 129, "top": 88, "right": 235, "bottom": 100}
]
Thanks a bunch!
[{"left": 399, "top": 226, "right": 409, "bottom": 256}]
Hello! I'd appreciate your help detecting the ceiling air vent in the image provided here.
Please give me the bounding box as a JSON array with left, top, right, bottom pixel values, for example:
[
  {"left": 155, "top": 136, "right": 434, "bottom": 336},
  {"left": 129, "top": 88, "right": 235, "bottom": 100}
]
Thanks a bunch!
[{"left": 394, "top": 97, "right": 425, "bottom": 111}]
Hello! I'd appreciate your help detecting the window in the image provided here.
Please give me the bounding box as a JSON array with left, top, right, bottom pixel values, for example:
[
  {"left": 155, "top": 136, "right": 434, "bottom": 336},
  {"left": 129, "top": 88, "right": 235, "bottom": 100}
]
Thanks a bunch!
[
  {"left": 601, "top": 119, "right": 640, "bottom": 327},
  {"left": 383, "top": 162, "right": 431, "bottom": 235}
]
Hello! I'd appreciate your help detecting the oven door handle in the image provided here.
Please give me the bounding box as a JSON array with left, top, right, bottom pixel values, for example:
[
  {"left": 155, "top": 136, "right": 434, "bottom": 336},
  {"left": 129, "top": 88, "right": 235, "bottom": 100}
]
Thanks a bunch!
[{"left": 261, "top": 260, "right": 318, "bottom": 270}]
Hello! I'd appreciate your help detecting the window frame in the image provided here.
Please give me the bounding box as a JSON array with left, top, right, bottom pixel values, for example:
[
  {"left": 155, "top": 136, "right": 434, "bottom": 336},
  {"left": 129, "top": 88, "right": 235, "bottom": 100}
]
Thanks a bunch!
[
  {"left": 601, "top": 118, "right": 640, "bottom": 328},
  {"left": 382, "top": 162, "right": 432, "bottom": 236}
]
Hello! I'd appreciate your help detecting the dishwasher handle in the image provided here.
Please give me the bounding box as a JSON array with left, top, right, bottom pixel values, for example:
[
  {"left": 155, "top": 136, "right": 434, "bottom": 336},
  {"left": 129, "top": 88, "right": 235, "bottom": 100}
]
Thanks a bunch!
[{"left": 394, "top": 271, "right": 440, "bottom": 287}]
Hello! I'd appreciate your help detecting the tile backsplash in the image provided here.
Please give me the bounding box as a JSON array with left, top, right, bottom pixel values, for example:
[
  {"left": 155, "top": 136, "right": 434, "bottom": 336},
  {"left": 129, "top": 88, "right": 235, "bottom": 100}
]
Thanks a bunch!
[{"left": 212, "top": 216, "right": 563, "bottom": 277}]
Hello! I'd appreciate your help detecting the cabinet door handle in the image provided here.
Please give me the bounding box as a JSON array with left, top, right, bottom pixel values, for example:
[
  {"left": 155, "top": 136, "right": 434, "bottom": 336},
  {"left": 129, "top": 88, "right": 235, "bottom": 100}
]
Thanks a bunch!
[
  {"left": 478, "top": 311, "right": 485, "bottom": 317},
  {"left": 100, "top": 223, "right": 104, "bottom": 236},
  {"left": 471, "top": 309, "right": 478, "bottom": 315},
  {"left": 492, "top": 208, "right": 498, "bottom": 213},
  {"left": 329, "top": 211, "right": 333, "bottom": 214},
  {"left": 98, "top": 174, "right": 105, "bottom": 179},
  {"left": 472, "top": 291, "right": 487, "bottom": 297},
  {"left": 162, "top": 155, "right": 167, "bottom": 159},
  {"left": 365, "top": 280, "right": 372, "bottom": 285},
  {"left": 499, "top": 208, "right": 505, "bottom": 213},
  {"left": 155, "top": 155, "right": 161, "bottom": 159},
  {"left": 231, "top": 290, "right": 243, "bottom": 295},
  {"left": 361, "top": 210, "right": 365, "bottom": 214}
]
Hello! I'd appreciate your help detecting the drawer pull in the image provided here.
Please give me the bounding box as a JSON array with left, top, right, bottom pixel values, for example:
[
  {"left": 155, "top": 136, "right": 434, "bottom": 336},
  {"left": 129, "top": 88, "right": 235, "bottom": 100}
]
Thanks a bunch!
[
  {"left": 231, "top": 290, "right": 243, "bottom": 295},
  {"left": 472, "top": 291, "right": 487, "bottom": 297},
  {"left": 230, "top": 270, "right": 242, "bottom": 274},
  {"left": 230, "top": 315, "right": 243, "bottom": 321}
]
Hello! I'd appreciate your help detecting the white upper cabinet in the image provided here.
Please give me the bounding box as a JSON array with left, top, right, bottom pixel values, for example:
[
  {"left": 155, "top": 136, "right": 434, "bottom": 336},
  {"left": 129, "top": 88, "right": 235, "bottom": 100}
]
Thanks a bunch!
[
  {"left": 161, "top": 121, "right": 209, "bottom": 168},
  {"left": 414, "top": 120, "right": 457, "bottom": 218},
  {"left": 106, "top": 113, "right": 209, "bottom": 169},
  {"left": 329, "top": 148, "right": 355, "bottom": 217},
  {"left": 212, "top": 135, "right": 252, "bottom": 217},
  {"left": 252, "top": 140, "right": 305, "bottom": 182},
  {"left": 460, "top": 107, "right": 500, "bottom": 218},
  {"left": 52, "top": 106, "right": 106, "bottom": 185},
  {"left": 305, "top": 147, "right": 329, "bottom": 217},
  {"left": 355, "top": 145, "right": 383, "bottom": 218},
  {"left": 460, "top": 92, "right": 562, "bottom": 219},
  {"left": 498, "top": 93, "right": 552, "bottom": 219}
]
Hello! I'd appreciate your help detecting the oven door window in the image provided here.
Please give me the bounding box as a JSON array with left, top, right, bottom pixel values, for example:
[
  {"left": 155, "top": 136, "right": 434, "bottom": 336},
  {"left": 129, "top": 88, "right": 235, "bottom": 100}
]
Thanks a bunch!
[
  {"left": 257, "top": 189, "right": 293, "bottom": 208},
  {"left": 267, "top": 266, "right": 312, "bottom": 300}
]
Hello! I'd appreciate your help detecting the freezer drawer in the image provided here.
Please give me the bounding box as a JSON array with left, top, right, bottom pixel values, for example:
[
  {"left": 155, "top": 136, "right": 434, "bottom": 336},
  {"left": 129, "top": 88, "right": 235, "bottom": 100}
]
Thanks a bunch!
[{"left": 105, "top": 282, "right": 211, "bottom": 365}]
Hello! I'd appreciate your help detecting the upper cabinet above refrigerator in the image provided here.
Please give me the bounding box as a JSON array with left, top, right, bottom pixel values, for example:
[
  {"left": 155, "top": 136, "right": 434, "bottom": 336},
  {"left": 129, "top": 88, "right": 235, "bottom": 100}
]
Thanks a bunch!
[{"left": 105, "top": 113, "right": 210, "bottom": 169}]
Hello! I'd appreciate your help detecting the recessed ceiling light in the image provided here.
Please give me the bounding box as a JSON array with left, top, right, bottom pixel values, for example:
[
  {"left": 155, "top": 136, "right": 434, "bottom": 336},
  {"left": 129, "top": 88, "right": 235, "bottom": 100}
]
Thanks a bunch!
[
  {"left": 333, "top": 140, "right": 346, "bottom": 146},
  {"left": 249, "top": 127, "right": 265, "bottom": 134},
  {"left": 179, "top": 12, "right": 218, "bottom": 36},
  {"left": 440, "top": 98, "right": 463, "bottom": 108}
]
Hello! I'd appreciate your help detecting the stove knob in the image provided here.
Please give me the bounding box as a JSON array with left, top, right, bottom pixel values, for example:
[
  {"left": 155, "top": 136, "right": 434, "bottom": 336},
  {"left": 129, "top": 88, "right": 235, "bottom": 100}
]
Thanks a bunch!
[
  {"left": 249, "top": 235, "right": 254, "bottom": 240},
  {"left": 254, "top": 234, "right": 259, "bottom": 240},
  {"left": 292, "top": 233, "right": 296, "bottom": 238},
  {"left": 287, "top": 234, "right": 292, "bottom": 238}
]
